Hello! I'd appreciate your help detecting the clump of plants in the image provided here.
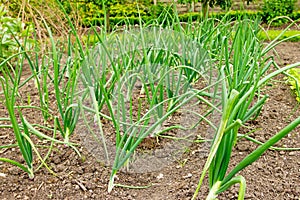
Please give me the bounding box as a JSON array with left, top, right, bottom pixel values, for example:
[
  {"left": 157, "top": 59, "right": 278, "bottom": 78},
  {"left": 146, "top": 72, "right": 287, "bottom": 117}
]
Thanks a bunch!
[
  {"left": 287, "top": 68, "right": 300, "bottom": 102},
  {"left": 262, "top": 0, "right": 297, "bottom": 24},
  {"left": 71, "top": 10, "right": 300, "bottom": 198},
  {"left": 0, "top": 5, "right": 34, "bottom": 64},
  {"left": 189, "top": 15, "right": 300, "bottom": 199},
  {"left": 0, "top": 2, "right": 82, "bottom": 179},
  {"left": 258, "top": 29, "right": 300, "bottom": 42}
]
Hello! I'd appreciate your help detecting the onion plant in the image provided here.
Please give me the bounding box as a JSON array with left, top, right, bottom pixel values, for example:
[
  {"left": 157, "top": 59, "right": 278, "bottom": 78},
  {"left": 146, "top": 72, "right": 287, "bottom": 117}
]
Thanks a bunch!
[
  {"left": 0, "top": 52, "right": 70, "bottom": 178},
  {"left": 0, "top": 54, "right": 34, "bottom": 178},
  {"left": 192, "top": 17, "right": 300, "bottom": 200},
  {"left": 77, "top": 18, "right": 216, "bottom": 191},
  {"left": 16, "top": 18, "right": 81, "bottom": 146},
  {"left": 9, "top": 25, "right": 52, "bottom": 123},
  {"left": 0, "top": 9, "right": 83, "bottom": 177}
]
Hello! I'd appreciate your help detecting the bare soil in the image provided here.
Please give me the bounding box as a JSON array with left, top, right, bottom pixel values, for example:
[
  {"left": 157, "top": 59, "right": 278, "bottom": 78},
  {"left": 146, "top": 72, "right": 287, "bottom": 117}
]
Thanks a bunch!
[{"left": 0, "top": 42, "right": 299, "bottom": 200}]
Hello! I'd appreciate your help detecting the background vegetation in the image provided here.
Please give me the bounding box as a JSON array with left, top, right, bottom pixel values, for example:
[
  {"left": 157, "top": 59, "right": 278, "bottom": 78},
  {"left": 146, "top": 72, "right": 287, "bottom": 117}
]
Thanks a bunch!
[
  {"left": 1, "top": 0, "right": 300, "bottom": 29},
  {"left": 0, "top": 0, "right": 300, "bottom": 199}
]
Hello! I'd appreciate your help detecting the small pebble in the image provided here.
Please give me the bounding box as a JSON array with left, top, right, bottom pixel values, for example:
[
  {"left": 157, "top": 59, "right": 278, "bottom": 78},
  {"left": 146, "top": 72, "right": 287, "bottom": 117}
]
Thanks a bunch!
[
  {"left": 288, "top": 151, "right": 296, "bottom": 156},
  {"left": 183, "top": 173, "right": 192, "bottom": 178},
  {"left": 157, "top": 173, "right": 164, "bottom": 179}
]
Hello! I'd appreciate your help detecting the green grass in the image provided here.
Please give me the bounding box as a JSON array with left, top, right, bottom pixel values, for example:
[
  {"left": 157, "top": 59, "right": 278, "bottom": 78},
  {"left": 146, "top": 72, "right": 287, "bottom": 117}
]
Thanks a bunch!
[
  {"left": 258, "top": 29, "right": 300, "bottom": 42},
  {"left": 287, "top": 68, "right": 300, "bottom": 102}
]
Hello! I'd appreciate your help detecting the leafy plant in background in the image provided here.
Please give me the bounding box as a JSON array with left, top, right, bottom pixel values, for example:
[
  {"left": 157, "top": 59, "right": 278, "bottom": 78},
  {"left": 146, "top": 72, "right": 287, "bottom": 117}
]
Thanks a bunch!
[
  {"left": 2, "top": 0, "right": 80, "bottom": 39},
  {"left": 82, "top": 0, "right": 168, "bottom": 29},
  {"left": 262, "top": 0, "right": 297, "bottom": 24},
  {"left": 0, "top": 5, "right": 34, "bottom": 64},
  {"left": 287, "top": 68, "right": 300, "bottom": 102},
  {"left": 87, "top": 0, "right": 120, "bottom": 31},
  {"left": 177, "top": 0, "right": 254, "bottom": 16},
  {"left": 177, "top": 0, "right": 232, "bottom": 15},
  {"left": 110, "top": 2, "right": 147, "bottom": 17},
  {"left": 258, "top": 29, "right": 300, "bottom": 42},
  {"left": 57, "top": 0, "right": 167, "bottom": 27}
]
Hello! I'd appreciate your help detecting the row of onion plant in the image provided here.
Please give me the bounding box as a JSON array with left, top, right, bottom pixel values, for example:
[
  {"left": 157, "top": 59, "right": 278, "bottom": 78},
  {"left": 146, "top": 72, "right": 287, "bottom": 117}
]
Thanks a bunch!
[
  {"left": 68, "top": 5, "right": 300, "bottom": 197},
  {"left": 191, "top": 16, "right": 300, "bottom": 199},
  {"left": 77, "top": 21, "right": 217, "bottom": 192},
  {"left": 0, "top": 12, "right": 83, "bottom": 178}
]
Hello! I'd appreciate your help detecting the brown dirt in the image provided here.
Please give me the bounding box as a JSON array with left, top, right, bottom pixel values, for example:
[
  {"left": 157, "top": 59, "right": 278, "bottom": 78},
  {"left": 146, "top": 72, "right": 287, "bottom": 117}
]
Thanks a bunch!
[{"left": 0, "top": 42, "right": 299, "bottom": 200}]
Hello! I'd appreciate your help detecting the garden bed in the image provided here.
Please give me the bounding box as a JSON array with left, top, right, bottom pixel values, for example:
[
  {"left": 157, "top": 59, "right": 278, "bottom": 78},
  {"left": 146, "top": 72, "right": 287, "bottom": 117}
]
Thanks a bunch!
[{"left": 0, "top": 41, "right": 299, "bottom": 199}]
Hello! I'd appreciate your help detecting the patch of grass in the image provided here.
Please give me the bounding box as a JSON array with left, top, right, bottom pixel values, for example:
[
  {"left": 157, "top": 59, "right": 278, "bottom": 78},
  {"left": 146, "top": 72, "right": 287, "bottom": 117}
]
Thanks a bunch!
[
  {"left": 287, "top": 68, "right": 300, "bottom": 102},
  {"left": 258, "top": 29, "right": 300, "bottom": 42}
]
